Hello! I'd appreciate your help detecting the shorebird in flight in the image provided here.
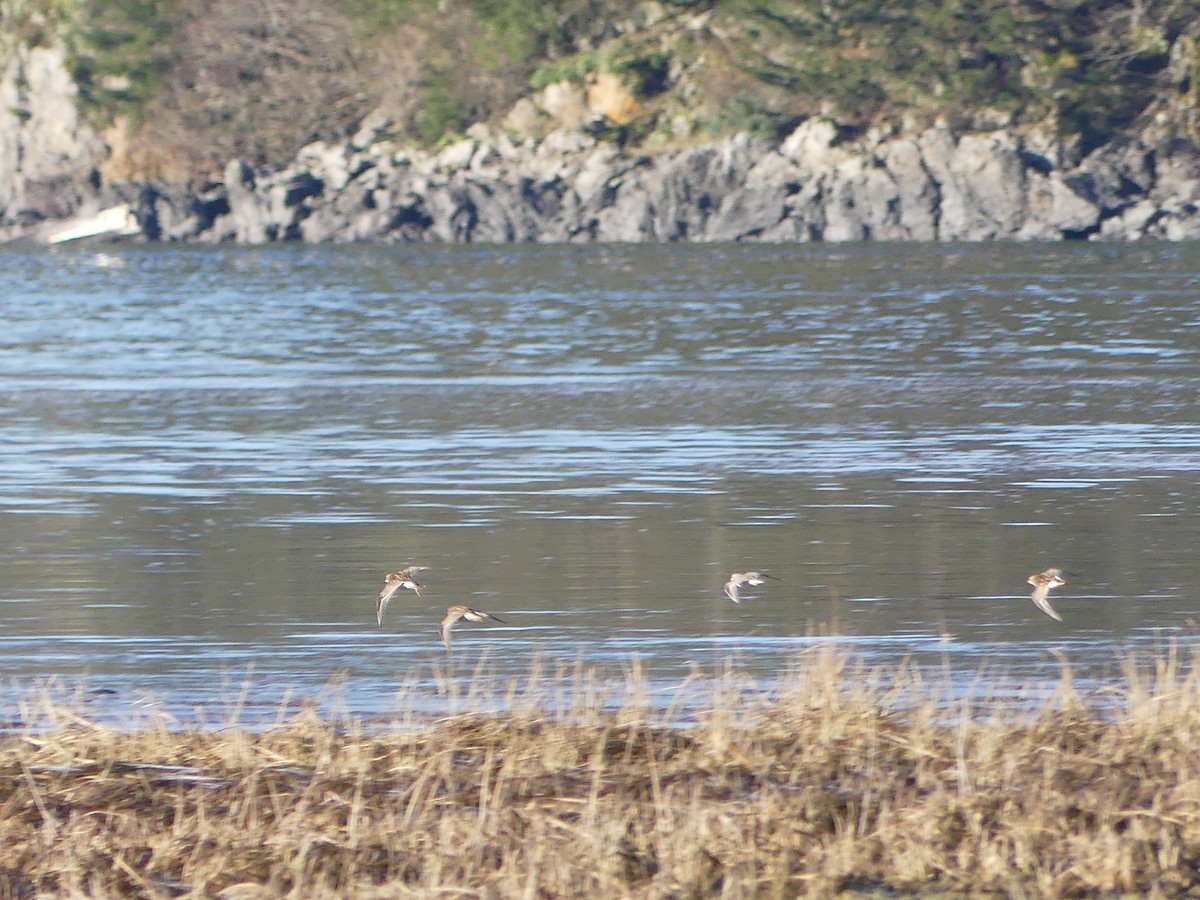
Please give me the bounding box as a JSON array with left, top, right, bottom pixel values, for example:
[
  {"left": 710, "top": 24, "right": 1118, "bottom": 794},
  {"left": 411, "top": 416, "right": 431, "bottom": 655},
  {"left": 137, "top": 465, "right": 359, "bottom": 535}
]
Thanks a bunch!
[
  {"left": 439, "top": 605, "right": 505, "bottom": 648},
  {"left": 1026, "top": 567, "right": 1067, "bottom": 622},
  {"left": 376, "top": 566, "right": 427, "bottom": 627},
  {"left": 723, "top": 571, "right": 777, "bottom": 603}
]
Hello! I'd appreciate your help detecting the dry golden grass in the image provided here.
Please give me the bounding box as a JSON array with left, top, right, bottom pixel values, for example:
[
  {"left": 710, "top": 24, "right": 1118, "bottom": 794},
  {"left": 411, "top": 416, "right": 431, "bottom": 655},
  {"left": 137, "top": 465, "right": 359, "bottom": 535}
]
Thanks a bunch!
[{"left": 2, "top": 647, "right": 1200, "bottom": 898}]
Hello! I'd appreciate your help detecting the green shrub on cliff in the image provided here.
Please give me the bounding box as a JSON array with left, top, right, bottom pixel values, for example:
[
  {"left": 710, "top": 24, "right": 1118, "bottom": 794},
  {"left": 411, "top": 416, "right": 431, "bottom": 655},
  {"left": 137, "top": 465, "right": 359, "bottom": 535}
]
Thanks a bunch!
[
  {"left": 68, "top": 0, "right": 174, "bottom": 125},
  {"left": 530, "top": 52, "right": 601, "bottom": 90},
  {"left": 713, "top": 0, "right": 1189, "bottom": 146}
]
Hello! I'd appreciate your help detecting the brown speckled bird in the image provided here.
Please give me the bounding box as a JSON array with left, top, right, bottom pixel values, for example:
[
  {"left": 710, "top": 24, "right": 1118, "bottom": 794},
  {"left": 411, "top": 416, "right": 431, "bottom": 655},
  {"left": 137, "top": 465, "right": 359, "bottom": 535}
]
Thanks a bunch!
[
  {"left": 723, "top": 571, "right": 777, "bottom": 603},
  {"left": 375, "top": 566, "right": 427, "bottom": 627},
  {"left": 439, "top": 605, "right": 505, "bottom": 648},
  {"left": 1027, "top": 567, "right": 1067, "bottom": 622}
]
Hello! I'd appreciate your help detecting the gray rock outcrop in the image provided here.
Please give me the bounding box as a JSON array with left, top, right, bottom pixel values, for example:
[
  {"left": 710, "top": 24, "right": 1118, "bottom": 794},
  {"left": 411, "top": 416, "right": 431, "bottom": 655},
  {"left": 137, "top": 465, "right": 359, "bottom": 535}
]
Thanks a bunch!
[
  {"left": 0, "top": 43, "right": 109, "bottom": 239},
  {"left": 136, "top": 116, "right": 1197, "bottom": 244}
]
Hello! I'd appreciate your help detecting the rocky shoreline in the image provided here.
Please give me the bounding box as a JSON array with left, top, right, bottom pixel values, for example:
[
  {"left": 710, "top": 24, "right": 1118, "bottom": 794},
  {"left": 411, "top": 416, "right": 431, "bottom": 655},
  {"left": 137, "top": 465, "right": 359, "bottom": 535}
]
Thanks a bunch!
[
  {"left": 4, "top": 45, "right": 1200, "bottom": 244},
  {"left": 138, "top": 118, "right": 1200, "bottom": 243}
]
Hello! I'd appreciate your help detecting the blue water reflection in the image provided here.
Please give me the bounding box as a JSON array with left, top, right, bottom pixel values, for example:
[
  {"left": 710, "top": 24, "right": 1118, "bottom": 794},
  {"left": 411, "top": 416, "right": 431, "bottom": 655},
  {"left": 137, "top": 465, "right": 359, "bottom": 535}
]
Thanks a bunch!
[{"left": 1, "top": 243, "right": 1199, "bottom": 724}]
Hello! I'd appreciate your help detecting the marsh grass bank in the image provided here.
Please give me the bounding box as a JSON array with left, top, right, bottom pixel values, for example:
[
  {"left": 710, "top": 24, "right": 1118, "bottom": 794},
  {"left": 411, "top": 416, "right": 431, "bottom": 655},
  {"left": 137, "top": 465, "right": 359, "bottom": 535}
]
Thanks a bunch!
[{"left": 2, "top": 649, "right": 1200, "bottom": 897}]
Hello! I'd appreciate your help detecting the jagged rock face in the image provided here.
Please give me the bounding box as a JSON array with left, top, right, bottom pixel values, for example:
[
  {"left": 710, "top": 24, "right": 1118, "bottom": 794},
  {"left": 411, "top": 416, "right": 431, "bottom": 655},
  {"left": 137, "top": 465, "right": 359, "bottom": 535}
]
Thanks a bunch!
[
  {"left": 0, "top": 43, "right": 107, "bottom": 234},
  {"left": 137, "top": 122, "right": 1200, "bottom": 245}
]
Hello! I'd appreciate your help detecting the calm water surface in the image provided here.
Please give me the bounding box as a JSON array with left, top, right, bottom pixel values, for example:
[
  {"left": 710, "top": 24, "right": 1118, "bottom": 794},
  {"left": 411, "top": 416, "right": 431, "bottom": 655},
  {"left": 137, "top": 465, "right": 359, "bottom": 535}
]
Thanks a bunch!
[{"left": 2, "top": 243, "right": 1199, "bottom": 724}]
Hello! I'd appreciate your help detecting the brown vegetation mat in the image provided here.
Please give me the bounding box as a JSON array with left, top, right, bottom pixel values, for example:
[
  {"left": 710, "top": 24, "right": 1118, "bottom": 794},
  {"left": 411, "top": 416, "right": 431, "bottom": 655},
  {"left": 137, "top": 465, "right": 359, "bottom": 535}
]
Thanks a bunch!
[{"left": 2, "top": 650, "right": 1200, "bottom": 897}]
